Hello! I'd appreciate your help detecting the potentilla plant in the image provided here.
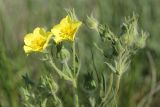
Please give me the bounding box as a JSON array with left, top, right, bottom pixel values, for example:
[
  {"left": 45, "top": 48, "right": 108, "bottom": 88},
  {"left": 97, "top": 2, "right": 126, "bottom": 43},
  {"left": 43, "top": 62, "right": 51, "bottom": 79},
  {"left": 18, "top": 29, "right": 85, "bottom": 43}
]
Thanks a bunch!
[{"left": 21, "top": 10, "right": 148, "bottom": 107}]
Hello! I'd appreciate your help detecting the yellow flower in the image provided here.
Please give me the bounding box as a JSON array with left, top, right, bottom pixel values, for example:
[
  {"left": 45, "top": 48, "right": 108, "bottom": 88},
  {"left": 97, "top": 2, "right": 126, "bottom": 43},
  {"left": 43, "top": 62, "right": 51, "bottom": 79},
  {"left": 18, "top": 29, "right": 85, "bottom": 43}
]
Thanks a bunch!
[
  {"left": 23, "top": 27, "right": 52, "bottom": 54},
  {"left": 51, "top": 15, "right": 82, "bottom": 43}
]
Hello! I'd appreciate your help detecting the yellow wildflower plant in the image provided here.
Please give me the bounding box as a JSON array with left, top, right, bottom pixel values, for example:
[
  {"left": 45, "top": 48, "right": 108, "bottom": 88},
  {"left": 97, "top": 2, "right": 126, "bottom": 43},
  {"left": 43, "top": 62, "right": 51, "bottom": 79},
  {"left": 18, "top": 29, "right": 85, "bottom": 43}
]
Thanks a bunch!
[
  {"left": 23, "top": 27, "right": 52, "bottom": 54},
  {"left": 51, "top": 15, "right": 82, "bottom": 44}
]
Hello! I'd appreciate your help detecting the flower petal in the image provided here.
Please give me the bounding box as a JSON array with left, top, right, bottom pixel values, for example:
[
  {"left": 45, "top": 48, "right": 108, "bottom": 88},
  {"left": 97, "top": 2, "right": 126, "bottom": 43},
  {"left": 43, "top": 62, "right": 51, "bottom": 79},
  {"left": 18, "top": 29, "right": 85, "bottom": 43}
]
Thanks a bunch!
[
  {"left": 33, "top": 27, "right": 41, "bottom": 35},
  {"left": 43, "top": 32, "right": 52, "bottom": 49},
  {"left": 24, "top": 33, "right": 33, "bottom": 46},
  {"left": 51, "top": 24, "right": 62, "bottom": 37},
  {"left": 51, "top": 15, "right": 82, "bottom": 44},
  {"left": 60, "top": 15, "right": 70, "bottom": 24},
  {"left": 23, "top": 45, "right": 33, "bottom": 53}
]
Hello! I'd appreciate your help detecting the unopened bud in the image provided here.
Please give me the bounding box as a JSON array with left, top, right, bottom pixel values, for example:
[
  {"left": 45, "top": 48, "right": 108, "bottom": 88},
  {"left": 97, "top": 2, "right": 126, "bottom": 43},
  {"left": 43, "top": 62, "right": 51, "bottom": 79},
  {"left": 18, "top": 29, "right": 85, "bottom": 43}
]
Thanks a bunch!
[{"left": 87, "top": 16, "right": 99, "bottom": 31}]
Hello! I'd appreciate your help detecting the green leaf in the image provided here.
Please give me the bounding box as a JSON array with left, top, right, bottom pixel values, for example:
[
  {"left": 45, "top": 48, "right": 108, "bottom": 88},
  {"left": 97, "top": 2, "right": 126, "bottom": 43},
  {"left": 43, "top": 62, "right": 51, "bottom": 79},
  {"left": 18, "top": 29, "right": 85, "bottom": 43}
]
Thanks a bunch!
[
  {"left": 41, "top": 99, "right": 47, "bottom": 107},
  {"left": 104, "top": 62, "right": 116, "bottom": 73}
]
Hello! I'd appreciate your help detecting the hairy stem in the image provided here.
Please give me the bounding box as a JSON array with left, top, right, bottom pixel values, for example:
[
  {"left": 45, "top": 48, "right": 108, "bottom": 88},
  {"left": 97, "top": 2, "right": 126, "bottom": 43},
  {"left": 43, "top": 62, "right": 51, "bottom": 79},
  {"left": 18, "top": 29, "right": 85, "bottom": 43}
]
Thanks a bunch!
[
  {"left": 72, "top": 42, "right": 79, "bottom": 107},
  {"left": 48, "top": 53, "right": 72, "bottom": 81},
  {"left": 73, "top": 79, "right": 79, "bottom": 107},
  {"left": 115, "top": 75, "right": 121, "bottom": 96},
  {"left": 73, "top": 41, "right": 76, "bottom": 75},
  {"left": 146, "top": 52, "right": 156, "bottom": 107},
  {"left": 101, "top": 73, "right": 113, "bottom": 107},
  {"left": 137, "top": 52, "right": 157, "bottom": 107}
]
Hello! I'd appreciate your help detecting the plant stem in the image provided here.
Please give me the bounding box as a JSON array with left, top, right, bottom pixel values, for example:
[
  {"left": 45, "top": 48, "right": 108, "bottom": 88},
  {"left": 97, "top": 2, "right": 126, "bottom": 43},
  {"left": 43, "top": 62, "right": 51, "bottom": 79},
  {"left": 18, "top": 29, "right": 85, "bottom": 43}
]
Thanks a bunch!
[
  {"left": 73, "top": 79, "right": 79, "bottom": 107},
  {"left": 105, "top": 73, "right": 113, "bottom": 100},
  {"left": 101, "top": 73, "right": 113, "bottom": 107},
  {"left": 108, "top": 75, "right": 120, "bottom": 107},
  {"left": 146, "top": 52, "right": 156, "bottom": 107},
  {"left": 137, "top": 52, "right": 157, "bottom": 107},
  {"left": 115, "top": 75, "right": 121, "bottom": 96},
  {"left": 48, "top": 54, "right": 72, "bottom": 81},
  {"left": 73, "top": 41, "right": 76, "bottom": 75},
  {"left": 53, "top": 94, "right": 63, "bottom": 107},
  {"left": 72, "top": 42, "right": 79, "bottom": 107}
]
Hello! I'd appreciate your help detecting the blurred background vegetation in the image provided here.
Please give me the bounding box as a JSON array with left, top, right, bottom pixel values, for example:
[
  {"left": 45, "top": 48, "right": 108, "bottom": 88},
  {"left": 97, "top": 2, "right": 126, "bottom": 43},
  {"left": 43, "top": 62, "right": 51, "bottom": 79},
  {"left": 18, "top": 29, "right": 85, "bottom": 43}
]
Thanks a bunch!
[{"left": 0, "top": 0, "right": 160, "bottom": 107}]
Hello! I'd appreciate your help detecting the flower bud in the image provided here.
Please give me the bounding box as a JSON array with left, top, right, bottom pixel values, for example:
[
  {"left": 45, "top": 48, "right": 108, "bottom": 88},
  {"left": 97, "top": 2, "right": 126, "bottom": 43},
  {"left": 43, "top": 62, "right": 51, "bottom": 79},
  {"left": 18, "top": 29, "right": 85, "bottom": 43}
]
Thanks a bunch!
[
  {"left": 136, "top": 31, "right": 148, "bottom": 48},
  {"left": 87, "top": 16, "right": 99, "bottom": 31}
]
